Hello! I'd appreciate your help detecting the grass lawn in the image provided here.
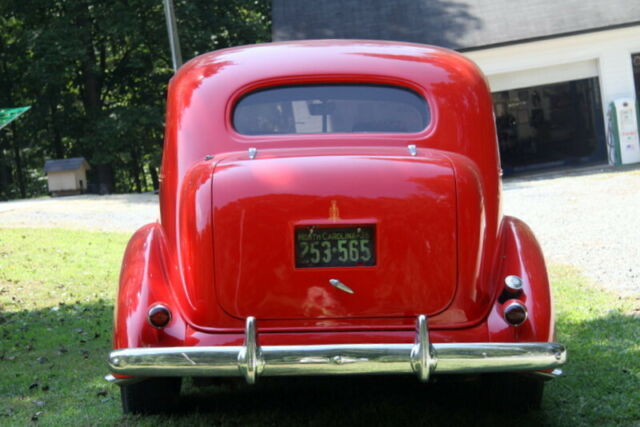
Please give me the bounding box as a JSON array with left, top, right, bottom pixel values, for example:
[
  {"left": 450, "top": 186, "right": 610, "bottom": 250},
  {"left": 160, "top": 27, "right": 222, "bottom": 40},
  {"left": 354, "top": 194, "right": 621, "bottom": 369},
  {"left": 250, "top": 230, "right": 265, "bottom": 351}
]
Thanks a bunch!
[{"left": 0, "top": 228, "right": 639, "bottom": 426}]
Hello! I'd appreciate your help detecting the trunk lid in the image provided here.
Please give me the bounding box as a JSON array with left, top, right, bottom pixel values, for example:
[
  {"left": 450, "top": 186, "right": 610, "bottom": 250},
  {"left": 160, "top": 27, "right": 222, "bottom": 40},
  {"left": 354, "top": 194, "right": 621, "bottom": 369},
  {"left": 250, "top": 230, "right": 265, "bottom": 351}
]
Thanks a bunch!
[{"left": 212, "top": 148, "right": 457, "bottom": 320}]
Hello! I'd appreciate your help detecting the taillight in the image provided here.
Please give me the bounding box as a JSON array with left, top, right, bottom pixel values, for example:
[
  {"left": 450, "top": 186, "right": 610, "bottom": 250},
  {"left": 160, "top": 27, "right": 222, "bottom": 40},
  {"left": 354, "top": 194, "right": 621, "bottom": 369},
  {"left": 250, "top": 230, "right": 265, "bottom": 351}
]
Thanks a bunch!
[
  {"left": 503, "top": 300, "right": 528, "bottom": 327},
  {"left": 504, "top": 275, "right": 523, "bottom": 293},
  {"left": 147, "top": 304, "right": 171, "bottom": 329}
]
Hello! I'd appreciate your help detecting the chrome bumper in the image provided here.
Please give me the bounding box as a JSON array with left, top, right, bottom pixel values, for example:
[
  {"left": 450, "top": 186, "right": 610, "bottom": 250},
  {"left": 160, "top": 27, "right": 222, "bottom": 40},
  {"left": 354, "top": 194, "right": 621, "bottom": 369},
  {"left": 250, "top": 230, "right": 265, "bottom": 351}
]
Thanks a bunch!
[{"left": 108, "top": 315, "right": 566, "bottom": 384}]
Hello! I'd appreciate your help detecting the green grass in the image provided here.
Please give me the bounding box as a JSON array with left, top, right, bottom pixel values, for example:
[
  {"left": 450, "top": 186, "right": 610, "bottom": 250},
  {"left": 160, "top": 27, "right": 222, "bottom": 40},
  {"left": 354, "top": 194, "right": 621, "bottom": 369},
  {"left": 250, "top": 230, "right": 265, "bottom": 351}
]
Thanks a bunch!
[
  {"left": 0, "top": 229, "right": 128, "bottom": 425},
  {"left": 0, "top": 228, "right": 639, "bottom": 426}
]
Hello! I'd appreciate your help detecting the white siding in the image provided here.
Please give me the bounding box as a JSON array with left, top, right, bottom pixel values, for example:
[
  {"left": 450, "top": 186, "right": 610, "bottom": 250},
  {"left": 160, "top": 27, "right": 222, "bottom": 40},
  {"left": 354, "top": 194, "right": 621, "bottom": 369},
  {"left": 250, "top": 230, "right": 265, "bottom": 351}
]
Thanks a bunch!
[
  {"left": 46, "top": 166, "right": 88, "bottom": 192},
  {"left": 47, "top": 171, "right": 77, "bottom": 192},
  {"left": 74, "top": 168, "right": 88, "bottom": 190}
]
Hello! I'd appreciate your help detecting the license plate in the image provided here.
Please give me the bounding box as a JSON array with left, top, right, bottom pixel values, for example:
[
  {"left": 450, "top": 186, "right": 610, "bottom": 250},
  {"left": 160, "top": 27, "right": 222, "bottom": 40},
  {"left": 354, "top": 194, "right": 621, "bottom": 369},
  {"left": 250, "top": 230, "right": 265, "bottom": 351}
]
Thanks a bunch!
[{"left": 295, "top": 225, "right": 376, "bottom": 268}]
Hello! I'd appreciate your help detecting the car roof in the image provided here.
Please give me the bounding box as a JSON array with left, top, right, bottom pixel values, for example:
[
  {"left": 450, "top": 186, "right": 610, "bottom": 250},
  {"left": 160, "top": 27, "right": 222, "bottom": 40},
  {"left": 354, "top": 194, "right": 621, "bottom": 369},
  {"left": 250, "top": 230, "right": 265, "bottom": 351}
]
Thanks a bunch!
[{"left": 173, "top": 39, "right": 480, "bottom": 94}]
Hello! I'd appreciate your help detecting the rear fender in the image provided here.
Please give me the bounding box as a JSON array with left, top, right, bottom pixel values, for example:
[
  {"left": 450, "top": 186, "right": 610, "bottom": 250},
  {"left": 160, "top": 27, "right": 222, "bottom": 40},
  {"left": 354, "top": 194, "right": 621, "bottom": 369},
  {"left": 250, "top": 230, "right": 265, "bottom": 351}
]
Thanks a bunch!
[
  {"left": 487, "top": 216, "right": 554, "bottom": 343},
  {"left": 113, "top": 223, "right": 186, "bottom": 349}
]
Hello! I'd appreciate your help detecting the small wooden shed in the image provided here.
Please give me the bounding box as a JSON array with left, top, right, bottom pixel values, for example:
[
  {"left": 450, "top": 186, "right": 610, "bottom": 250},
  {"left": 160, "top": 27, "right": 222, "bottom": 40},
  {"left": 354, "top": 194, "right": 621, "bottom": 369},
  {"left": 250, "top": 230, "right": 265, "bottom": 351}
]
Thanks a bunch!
[{"left": 44, "top": 157, "right": 90, "bottom": 196}]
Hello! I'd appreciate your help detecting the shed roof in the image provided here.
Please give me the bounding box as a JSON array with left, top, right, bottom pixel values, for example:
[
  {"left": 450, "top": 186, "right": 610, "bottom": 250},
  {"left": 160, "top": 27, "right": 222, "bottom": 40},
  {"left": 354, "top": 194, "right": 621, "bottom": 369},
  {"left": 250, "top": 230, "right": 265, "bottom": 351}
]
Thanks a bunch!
[{"left": 44, "top": 157, "right": 90, "bottom": 173}]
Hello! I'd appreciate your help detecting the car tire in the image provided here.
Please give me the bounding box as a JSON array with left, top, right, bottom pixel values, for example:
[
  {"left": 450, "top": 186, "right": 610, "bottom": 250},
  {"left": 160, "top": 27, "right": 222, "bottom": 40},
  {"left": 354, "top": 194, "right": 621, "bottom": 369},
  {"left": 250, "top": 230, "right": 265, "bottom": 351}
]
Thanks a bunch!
[
  {"left": 483, "top": 374, "right": 545, "bottom": 410},
  {"left": 120, "top": 377, "right": 182, "bottom": 414}
]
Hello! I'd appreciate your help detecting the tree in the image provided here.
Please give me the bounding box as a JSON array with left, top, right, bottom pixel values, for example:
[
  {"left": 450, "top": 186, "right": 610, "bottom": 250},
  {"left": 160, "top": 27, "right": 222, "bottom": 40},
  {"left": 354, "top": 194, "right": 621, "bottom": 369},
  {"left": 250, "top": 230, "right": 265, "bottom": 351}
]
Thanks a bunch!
[{"left": 0, "top": 0, "right": 271, "bottom": 198}]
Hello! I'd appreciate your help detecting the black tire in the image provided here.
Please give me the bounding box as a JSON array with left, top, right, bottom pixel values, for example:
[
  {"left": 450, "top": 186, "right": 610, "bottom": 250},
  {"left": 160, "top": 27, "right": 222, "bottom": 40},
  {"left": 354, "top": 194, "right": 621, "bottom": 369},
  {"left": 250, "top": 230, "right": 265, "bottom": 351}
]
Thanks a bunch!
[
  {"left": 120, "top": 377, "right": 182, "bottom": 414},
  {"left": 483, "top": 374, "right": 545, "bottom": 410}
]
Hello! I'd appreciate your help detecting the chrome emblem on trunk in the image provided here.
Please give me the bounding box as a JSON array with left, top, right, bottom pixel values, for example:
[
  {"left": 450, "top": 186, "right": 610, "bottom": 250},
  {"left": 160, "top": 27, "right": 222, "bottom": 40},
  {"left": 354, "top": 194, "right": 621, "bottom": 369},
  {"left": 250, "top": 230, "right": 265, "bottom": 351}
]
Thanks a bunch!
[{"left": 329, "top": 279, "right": 355, "bottom": 294}]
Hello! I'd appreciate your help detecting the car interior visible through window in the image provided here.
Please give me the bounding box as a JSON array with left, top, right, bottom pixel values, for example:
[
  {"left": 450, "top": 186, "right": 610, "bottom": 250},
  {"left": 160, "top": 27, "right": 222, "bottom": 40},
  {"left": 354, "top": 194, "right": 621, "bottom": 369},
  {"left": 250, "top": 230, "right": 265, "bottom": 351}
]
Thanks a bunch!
[{"left": 233, "top": 84, "right": 429, "bottom": 135}]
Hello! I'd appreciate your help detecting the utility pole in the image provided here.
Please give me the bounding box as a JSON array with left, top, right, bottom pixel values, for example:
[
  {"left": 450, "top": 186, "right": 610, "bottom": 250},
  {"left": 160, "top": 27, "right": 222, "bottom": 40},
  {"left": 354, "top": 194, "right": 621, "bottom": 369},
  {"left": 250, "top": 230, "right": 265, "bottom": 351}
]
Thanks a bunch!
[{"left": 163, "top": 0, "right": 183, "bottom": 72}]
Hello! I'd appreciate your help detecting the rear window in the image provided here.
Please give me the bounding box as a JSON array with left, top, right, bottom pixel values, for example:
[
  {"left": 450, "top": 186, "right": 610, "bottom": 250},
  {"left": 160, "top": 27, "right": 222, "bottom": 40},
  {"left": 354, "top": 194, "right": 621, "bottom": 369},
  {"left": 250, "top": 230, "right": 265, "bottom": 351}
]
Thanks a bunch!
[{"left": 233, "top": 84, "right": 429, "bottom": 135}]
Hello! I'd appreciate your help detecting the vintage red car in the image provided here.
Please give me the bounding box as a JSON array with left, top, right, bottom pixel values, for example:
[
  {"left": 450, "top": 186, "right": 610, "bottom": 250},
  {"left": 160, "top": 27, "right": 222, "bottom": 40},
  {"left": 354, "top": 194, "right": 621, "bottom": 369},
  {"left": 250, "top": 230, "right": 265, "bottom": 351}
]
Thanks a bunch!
[{"left": 107, "top": 40, "right": 566, "bottom": 413}]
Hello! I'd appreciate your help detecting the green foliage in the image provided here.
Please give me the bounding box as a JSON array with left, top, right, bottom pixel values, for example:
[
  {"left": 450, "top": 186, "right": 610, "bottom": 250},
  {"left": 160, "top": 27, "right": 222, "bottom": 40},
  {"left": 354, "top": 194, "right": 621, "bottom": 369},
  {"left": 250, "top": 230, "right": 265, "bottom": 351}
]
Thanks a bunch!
[
  {"left": 0, "top": 229, "right": 638, "bottom": 425},
  {"left": 0, "top": 1, "right": 271, "bottom": 199}
]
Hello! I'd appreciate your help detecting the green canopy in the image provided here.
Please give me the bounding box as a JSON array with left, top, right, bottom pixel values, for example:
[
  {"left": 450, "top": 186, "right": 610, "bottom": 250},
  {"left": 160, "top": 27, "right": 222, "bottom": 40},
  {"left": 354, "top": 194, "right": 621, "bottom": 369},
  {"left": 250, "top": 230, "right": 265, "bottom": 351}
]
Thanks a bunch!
[{"left": 0, "top": 106, "right": 31, "bottom": 131}]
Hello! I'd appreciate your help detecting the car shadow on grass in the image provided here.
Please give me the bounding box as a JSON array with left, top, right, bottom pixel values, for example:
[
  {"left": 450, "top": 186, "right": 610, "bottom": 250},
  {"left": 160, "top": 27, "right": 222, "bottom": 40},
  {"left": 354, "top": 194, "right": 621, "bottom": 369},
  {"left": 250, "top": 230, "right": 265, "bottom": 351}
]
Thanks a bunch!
[
  {"left": 171, "top": 375, "right": 549, "bottom": 426},
  {"left": 0, "top": 301, "right": 119, "bottom": 425},
  {"left": 1, "top": 302, "right": 638, "bottom": 426},
  {"left": 149, "top": 310, "right": 640, "bottom": 426}
]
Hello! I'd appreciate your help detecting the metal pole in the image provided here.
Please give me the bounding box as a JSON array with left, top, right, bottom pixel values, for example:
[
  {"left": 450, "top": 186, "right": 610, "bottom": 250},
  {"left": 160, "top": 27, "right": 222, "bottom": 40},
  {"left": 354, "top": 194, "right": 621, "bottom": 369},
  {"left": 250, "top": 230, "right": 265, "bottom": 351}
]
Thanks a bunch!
[{"left": 163, "top": 0, "right": 183, "bottom": 72}]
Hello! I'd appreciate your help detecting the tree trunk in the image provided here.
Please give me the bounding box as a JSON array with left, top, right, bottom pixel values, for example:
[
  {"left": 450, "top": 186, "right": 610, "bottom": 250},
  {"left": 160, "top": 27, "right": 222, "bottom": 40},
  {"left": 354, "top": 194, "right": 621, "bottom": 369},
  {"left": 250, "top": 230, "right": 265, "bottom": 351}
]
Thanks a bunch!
[
  {"left": 49, "top": 100, "right": 64, "bottom": 159},
  {"left": 76, "top": 3, "right": 102, "bottom": 117},
  {"left": 140, "top": 165, "right": 149, "bottom": 191},
  {"left": 11, "top": 123, "right": 26, "bottom": 198},
  {"left": 149, "top": 164, "right": 159, "bottom": 191},
  {"left": 0, "top": 136, "right": 10, "bottom": 199},
  {"left": 130, "top": 148, "right": 142, "bottom": 193},
  {"left": 96, "top": 164, "right": 114, "bottom": 194}
]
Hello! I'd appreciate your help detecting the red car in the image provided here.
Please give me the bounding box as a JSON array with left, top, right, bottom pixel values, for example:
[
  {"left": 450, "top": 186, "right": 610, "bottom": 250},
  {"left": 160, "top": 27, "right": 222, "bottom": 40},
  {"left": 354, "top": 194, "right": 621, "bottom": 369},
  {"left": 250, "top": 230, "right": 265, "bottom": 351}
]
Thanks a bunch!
[{"left": 107, "top": 40, "right": 566, "bottom": 413}]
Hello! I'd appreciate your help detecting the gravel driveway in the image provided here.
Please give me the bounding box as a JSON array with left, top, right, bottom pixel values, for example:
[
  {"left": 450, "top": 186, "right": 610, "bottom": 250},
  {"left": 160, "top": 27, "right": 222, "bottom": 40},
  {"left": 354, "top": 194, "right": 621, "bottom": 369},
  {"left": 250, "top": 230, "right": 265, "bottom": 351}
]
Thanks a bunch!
[
  {"left": 503, "top": 166, "right": 640, "bottom": 296},
  {"left": 0, "top": 193, "right": 159, "bottom": 233},
  {"left": 1, "top": 167, "right": 638, "bottom": 295}
]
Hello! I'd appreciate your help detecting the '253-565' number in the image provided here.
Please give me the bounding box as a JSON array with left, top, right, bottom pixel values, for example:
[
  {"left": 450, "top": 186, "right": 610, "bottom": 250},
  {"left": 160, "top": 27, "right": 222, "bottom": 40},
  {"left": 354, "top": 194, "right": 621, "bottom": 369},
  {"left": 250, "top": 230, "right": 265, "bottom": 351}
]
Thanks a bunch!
[{"left": 298, "top": 239, "right": 373, "bottom": 266}]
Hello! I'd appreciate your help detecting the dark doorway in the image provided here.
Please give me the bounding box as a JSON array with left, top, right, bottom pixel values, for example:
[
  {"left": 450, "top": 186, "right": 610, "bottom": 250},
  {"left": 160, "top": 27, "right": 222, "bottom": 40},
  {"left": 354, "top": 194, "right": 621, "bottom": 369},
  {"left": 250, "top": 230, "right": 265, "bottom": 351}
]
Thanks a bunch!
[{"left": 493, "top": 78, "right": 606, "bottom": 175}]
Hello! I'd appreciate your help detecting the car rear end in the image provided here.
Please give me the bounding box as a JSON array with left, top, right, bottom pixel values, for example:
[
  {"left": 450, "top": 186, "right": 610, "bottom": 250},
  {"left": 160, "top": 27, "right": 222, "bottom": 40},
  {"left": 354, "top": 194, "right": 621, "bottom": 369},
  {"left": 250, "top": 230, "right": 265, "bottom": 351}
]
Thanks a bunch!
[{"left": 108, "top": 40, "right": 566, "bottom": 413}]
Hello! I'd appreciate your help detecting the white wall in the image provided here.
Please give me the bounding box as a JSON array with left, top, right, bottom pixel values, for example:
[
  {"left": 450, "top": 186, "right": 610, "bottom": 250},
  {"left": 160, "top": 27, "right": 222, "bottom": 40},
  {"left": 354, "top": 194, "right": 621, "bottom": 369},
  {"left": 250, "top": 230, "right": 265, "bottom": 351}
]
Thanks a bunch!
[
  {"left": 464, "top": 25, "right": 640, "bottom": 164},
  {"left": 47, "top": 167, "right": 88, "bottom": 192},
  {"left": 74, "top": 169, "right": 88, "bottom": 190},
  {"left": 47, "top": 171, "right": 77, "bottom": 192}
]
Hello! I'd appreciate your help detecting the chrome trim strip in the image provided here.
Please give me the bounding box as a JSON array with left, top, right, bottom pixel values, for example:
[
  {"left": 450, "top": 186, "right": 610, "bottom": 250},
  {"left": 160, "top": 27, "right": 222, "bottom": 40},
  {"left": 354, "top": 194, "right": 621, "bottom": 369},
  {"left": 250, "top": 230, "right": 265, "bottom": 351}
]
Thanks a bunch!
[{"left": 108, "top": 315, "right": 566, "bottom": 384}]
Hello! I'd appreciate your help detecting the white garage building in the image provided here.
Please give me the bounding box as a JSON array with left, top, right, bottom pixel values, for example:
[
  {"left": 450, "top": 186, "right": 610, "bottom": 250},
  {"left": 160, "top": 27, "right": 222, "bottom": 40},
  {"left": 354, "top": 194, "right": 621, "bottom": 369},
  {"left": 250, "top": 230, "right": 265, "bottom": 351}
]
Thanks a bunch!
[
  {"left": 273, "top": 0, "right": 640, "bottom": 175},
  {"left": 465, "top": 25, "right": 640, "bottom": 173}
]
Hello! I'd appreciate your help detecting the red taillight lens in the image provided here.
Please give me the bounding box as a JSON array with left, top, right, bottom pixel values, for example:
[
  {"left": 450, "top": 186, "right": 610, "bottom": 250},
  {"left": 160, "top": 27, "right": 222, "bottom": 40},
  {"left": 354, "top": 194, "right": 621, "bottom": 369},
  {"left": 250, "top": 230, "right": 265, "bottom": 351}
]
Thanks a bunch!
[
  {"left": 148, "top": 305, "right": 171, "bottom": 329},
  {"left": 503, "top": 300, "right": 528, "bottom": 327}
]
